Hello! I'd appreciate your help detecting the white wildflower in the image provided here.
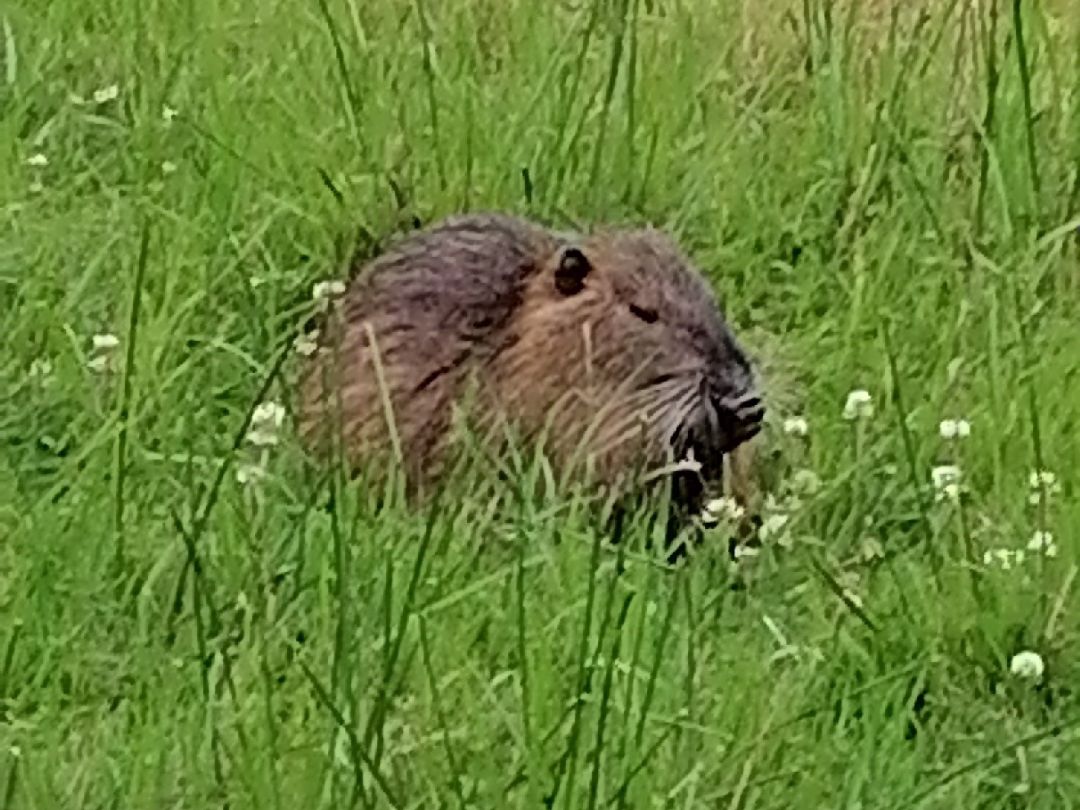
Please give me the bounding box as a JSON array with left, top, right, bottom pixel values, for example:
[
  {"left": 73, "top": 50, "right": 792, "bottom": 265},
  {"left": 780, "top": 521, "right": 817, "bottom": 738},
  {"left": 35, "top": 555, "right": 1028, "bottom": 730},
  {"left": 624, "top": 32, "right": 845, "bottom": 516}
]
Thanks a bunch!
[
  {"left": 161, "top": 160, "right": 177, "bottom": 175},
  {"left": 1029, "top": 470, "right": 1058, "bottom": 489},
  {"left": 938, "top": 484, "right": 961, "bottom": 503},
  {"left": 88, "top": 333, "right": 121, "bottom": 373},
  {"left": 87, "top": 354, "right": 112, "bottom": 373},
  {"left": 162, "top": 104, "right": 179, "bottom": 123},
  {"left": 931, "top": 464, "right": 963, "bottom": 502},
  {"left": 842, "top": 389, "right": 873, "bottom": 420},
  {"left": 1009, "top": 650, "right": 1045, "bottom": 681},
  {"left": 782, "top": 416, "right": 809, "bottom": 437},
  {"left": 92, "top": 333, "right": 121, "bottom": 352},
  {"left": 758, "top": 513, "right": 789, "bottom": 543},
  {"left": 247, "top": 401, "right": 286, "bottom": 447},
  {"left": 251, "top": 402, "right": 284, "bottom": 428},
  {"left": 29, "top": 358, "right": 54, "bottom": 382},
  {"left": 732, "top": 544, "right": 760, "bottom": 562},
  {"left": 860, "top": 537, "right": 884, "bottom": 562},
  {"left": 312, "top": 279, "right": 347, "bottom": 311},
  {"left": 1026, "top": 530, "right": 1058, "bottom": 558},
  {"left": 763, "top": 493, "right": 782, "bottom": 512},
  {"left": 312, "top": 280, "right": 346, "bottom": 299},
  {"left": 93, "top": 83, "right": 120, "bottom": 104},
  {"left": 790, "top": 468, "right": 821, "bottom": 496},
  {"left": 1028, "top": 470, "right": 1061, "bottom": 505},
  {"left": 939, "top": 418, "right": 971, "bottom": 440},
  {"left": 25, "top": 153, "right": 49, "bottom": 167},
  {"left": 983, "top": 547, "right": 1026, "bottom": 570},
  {"left": 701, "top": 496, "right": 744, "bottom": 526},
  {"left": 236, "top": 461, "right": 268, "bottom": 487},
  {"left": 294, "top": 330, "right": 320, "bottom": 357}
]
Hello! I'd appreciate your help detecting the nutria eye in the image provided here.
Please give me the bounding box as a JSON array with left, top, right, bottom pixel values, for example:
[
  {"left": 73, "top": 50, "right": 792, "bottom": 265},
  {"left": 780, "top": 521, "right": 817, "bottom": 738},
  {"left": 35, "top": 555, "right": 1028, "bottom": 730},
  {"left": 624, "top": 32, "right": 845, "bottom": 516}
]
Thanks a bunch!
[
  {"left": 555, "top": 247, "right": 591, "bottom": 296},
  {"left": 629, "top": 303, "right": 658, "bottom": 323}
]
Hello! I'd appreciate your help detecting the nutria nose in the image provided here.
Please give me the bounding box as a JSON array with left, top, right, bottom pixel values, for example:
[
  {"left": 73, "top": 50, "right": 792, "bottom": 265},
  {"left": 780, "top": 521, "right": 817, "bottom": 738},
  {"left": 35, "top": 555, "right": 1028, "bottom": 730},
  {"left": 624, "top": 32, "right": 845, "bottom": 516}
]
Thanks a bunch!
[
  {"left": 716, "top": 391, "right": 765, "bottom": 448},
  {"left": 719, "top": 391, "right": 765, "bottom": 427}
]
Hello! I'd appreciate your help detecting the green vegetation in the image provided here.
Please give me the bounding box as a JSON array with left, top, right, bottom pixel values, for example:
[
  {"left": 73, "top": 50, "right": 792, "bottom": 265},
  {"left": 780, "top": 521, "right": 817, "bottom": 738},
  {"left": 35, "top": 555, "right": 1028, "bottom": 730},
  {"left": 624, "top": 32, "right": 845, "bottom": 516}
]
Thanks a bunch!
[{"left": 2, "top": 0, "right": 1078, "bottom": 806}]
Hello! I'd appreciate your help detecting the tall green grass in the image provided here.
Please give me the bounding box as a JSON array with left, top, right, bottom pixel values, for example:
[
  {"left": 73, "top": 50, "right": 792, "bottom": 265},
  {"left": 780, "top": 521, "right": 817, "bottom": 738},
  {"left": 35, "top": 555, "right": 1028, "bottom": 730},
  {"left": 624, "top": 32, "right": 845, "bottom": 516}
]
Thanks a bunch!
[{"left": 2, "top": 0, "right": 1078, "bottom": 807}]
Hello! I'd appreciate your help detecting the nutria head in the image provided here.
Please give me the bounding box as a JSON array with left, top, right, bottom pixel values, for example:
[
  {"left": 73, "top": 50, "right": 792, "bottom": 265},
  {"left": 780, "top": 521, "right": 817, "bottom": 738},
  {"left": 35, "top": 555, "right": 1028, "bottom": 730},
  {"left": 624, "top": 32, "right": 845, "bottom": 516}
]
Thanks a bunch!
[{"left": 490, "top": 225, "right": 764, "bottom": 502}]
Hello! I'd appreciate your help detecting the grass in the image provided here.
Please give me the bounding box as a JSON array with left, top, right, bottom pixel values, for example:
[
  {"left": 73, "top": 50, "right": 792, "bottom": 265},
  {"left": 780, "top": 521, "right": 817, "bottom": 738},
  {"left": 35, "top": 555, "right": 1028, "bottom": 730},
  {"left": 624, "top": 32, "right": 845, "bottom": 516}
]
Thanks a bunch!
[{"left": 2, "top": 0, "right": 1079, "bottom": 806}]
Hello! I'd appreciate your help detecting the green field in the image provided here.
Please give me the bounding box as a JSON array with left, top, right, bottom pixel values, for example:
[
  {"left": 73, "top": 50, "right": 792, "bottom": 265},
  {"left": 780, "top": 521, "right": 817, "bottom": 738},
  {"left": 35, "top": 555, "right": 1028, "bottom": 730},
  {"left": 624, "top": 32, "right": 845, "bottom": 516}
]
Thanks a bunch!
[{"left": 2, "top": 0, "right": 1079, "bottom": 807}]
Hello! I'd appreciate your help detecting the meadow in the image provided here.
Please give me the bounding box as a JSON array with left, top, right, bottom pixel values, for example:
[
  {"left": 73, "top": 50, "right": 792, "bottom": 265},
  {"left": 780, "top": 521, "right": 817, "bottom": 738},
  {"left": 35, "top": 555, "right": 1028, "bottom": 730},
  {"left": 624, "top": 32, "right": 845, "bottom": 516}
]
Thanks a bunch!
[{"left": 2, "top": 0, "right": 1079, "bottom": 807}]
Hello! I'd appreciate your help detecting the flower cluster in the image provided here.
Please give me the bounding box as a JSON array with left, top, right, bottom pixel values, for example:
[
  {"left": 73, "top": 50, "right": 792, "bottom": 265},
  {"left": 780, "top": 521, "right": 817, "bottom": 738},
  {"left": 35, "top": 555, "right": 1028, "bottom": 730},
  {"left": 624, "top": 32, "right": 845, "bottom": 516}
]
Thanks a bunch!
[
  {"left": 93, "top": 83, "right": 119, "bottom": 104},
  {"left": 25, "top": 151, "right": 48, "bottom": 195},
  {"left": 938, "top": 418, "right": 971, "bottom": 440},
  {"left": 88, "top": 333, "right": 121, "bottom": 374},
  {"left": 1026, "top": 530, "right": 1058, "bottom": 558},
  {"left": 236, "top": 401, "right": 286, "bottom": 487},
  {"left": 700, "top": 496, "right": 744, "bottom": 526},
  {"left": 789, "top": 468, "right": 821, "bottom": 497},
  {"left": 312, "top": 280, "right": 346, "bottom": 313},
  {"left": 32, "top": 84, "right": 138, "bottom": 194},
  {"left": 1009, "top": 650, "right": 1045, "bottom": 681},
  {"left": 842, "top": 389, "right": 873, "bottom": 421},
  {"left": 1028, "top": 470, "right": 1061, "bottom": 506},
  {"left": 248, "top": 402, "right": 285, "bottom": 446},
  {"left": 782, "top": 416, "right": 809, "bottom": 437},
  {"left": 746, "top": 493, "right": 797, "bottom": 550},
  {"left": 758, "top": 512, "right": 790, "bottom": 544},
  {"left": 294, "top": 329, "right": 320, "bottom": 357},
  {"left": 29, "top": 358, "right": 54, "bottom": 385},
  {"left": 981, "top": 547, "right": 1026, "bottom": 570},
  {"left": 983, "top": 530, "right": 1058, "bottom": 570},
  {"left": 930, "top": 414, "right": 971, "bottom": 504},
  {"left": 931, "top": 464, "right": 963, "bottom": 503},
  {"left": 929, "top": 413, "right": 1063, "bottom": 569}
]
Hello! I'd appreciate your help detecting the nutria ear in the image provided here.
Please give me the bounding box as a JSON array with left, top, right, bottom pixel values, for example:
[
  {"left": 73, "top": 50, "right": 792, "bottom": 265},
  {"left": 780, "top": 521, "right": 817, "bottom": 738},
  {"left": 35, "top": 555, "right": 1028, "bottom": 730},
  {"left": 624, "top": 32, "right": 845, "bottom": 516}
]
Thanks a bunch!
[{"left": 554, "top": 247, "right": 591, "bottom": 296}]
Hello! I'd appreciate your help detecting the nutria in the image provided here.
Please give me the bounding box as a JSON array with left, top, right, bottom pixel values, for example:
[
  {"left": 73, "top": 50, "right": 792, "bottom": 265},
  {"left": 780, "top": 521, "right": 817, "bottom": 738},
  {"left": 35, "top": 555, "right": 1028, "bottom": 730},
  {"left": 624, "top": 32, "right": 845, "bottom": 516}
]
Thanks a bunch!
[{"left": 299, "top": 212, "right": 764, "bottom": 521}]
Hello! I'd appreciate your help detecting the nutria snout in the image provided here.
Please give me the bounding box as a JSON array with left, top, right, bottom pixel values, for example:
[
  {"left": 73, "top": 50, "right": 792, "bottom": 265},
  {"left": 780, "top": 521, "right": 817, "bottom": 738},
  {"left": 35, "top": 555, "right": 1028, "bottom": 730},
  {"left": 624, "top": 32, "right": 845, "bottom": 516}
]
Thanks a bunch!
[{"left": 299, "top": 212, "right": 763, "bottom": 517}]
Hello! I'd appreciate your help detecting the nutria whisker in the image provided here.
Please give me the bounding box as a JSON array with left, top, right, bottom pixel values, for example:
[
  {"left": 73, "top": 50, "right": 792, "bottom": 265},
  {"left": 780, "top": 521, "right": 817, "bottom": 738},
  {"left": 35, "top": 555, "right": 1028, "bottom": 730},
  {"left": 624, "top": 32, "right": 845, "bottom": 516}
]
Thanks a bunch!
[
  {"left": 591, "top": 376, "right": 702, "bottom": 466},
  {"left": 658, "top": 383, "right": 708, "bottom": 445}
]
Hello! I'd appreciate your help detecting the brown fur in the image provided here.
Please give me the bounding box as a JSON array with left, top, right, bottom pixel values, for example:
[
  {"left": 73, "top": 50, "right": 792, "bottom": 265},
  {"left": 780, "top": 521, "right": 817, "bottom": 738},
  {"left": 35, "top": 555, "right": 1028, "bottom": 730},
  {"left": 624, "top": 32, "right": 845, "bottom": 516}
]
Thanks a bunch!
[{"left": 299, "top": 213, "right": 764, "bottom": 514}]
